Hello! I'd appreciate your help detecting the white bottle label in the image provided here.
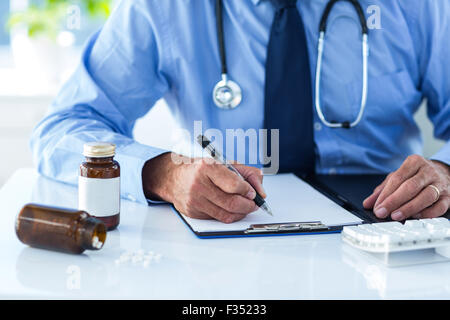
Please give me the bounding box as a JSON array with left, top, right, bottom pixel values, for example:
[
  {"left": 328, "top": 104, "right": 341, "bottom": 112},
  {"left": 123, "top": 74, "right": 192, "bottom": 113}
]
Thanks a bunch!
[{"left": 78, "top": 176, "right": 120, "bottom": 217}]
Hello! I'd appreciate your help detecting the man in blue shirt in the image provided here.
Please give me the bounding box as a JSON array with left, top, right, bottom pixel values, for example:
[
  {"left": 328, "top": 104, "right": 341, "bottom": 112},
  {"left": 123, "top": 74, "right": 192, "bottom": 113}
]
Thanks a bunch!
[{"left": 31, "top": 0, "right": 450, "bottom": 223}]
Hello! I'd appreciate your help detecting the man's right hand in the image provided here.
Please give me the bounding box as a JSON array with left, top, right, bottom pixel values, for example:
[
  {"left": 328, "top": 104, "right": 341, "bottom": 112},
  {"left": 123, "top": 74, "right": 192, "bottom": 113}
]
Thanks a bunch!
[{"left": 142, "top": 152, "right": 266, "bottom": 223}]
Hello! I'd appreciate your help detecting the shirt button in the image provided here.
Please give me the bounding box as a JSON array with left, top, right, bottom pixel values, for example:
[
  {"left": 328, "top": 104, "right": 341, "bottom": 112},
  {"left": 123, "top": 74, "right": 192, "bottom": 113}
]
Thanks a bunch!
[
  {"left": 314, "top": 122, "right": 322, "bottom": 131},
  {"left": 329, "top": 168, "right": 337, "bottom": 175}
]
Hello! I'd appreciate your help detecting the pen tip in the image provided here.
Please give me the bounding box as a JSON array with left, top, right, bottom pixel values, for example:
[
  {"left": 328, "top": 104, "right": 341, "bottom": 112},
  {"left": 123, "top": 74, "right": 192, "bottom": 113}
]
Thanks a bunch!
[{"left": 263, "top": 204, "right": 274, "bottom": 216}]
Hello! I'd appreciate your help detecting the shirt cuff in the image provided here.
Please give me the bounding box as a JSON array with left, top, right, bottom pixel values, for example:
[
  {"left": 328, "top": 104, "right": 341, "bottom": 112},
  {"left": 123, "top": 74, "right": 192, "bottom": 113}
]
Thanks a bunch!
[
  {"left": 114, "top": 141, "right": 168, "bottom": 205},
  {"left": 430, "top": 141, "right": 450, "bottom": 167}
]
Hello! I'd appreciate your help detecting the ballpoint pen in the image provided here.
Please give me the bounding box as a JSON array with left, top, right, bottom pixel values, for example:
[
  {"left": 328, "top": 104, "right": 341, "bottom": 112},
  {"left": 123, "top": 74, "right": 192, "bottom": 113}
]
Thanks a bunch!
[{"left": 196, "top": 135, "right": 273, "bottom": 216}]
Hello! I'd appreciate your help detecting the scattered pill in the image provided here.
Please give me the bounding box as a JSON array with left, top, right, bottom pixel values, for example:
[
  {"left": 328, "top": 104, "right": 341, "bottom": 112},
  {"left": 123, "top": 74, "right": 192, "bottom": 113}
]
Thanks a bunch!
[{"left": 115, "top": 249, "right": 162, "bottom": 268}]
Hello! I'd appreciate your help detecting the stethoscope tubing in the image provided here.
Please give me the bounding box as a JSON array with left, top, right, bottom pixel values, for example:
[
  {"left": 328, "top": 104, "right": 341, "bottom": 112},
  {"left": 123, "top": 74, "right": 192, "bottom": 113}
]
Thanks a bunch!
[
  {"left": 215, "top": 0, "right": 227, "bottom": 75},
  {"left": 315, "top": 32, "right": 369, "bottom": 128},
  {"left": 315, "top": 0, "right": 369, "bottom": 128}
]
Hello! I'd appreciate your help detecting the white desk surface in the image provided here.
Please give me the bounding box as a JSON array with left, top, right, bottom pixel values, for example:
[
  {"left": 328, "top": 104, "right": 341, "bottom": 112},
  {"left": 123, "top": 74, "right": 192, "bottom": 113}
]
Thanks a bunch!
[{"left": 1, "top": 168, "right": 449, "bottom": 299}]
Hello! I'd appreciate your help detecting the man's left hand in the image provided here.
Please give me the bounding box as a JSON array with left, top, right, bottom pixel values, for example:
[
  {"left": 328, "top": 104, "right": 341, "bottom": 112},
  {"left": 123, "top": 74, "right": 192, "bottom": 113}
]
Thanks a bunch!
[{"left": 363, "top": 155, "right": 450, "bottom": 220}]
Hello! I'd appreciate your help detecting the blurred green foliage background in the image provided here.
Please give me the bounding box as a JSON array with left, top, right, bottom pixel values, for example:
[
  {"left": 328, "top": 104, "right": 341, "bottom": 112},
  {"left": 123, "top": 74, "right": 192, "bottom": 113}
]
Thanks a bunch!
[{"left": 7, "top": 0, "right": 112, "bottom": 40}]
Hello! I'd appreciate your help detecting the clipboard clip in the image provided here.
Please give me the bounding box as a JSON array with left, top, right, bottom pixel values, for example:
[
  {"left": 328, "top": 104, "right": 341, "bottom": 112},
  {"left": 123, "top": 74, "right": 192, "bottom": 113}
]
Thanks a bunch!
[{"left": 245, "top": 221, "right": 329, "bottom": 234}]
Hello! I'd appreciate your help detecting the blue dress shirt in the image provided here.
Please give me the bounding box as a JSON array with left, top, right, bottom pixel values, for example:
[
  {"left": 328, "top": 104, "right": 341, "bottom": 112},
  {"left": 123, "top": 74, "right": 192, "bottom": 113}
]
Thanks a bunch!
[{"left": 30, "top": 0, "right": 450, "bottom": 205}]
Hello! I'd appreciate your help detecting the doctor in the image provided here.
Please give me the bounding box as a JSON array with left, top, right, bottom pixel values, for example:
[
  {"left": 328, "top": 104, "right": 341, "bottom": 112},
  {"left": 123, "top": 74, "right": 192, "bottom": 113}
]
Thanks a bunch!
[{"left": 31, "top": 0, "right": 450, "bottom": 223}]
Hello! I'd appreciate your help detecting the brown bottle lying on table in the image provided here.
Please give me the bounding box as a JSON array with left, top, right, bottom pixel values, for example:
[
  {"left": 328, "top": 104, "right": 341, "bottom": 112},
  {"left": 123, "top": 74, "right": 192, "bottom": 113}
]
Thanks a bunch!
[
  {"left": 79, "top": 142, "right": 121, "bottom": 231},
  {"left": 16, "top": 204, "right": 107, "bottom": 254}
]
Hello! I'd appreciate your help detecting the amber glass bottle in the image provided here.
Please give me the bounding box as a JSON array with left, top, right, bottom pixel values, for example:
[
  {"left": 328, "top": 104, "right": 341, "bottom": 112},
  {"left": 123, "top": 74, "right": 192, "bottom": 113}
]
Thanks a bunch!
[
  {"left": 79, "top": 142, "right": 120, "bottom": 231},
  {"left": 16, "top": 204, "right": 107, "bottom": 254}
]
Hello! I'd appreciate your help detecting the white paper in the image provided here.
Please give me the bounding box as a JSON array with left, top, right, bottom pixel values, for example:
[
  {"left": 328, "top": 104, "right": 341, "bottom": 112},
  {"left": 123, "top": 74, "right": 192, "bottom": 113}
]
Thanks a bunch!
[{"left": 182, "top": 173, "right": 362, "bottom": 233}]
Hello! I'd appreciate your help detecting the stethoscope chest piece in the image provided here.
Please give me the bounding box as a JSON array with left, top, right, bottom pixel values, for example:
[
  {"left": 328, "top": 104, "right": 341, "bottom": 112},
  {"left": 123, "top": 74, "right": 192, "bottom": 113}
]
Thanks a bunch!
[{"left": 213, "top": 74, "right": 242, "bottom": 109}]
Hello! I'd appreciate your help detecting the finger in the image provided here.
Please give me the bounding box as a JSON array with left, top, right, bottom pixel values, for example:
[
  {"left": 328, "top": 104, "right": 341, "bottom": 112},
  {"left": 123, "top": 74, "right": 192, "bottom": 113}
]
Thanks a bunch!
[
  {"left": 363, "top": 187, "right": 382, "bottom": 209},
  {"left": 415, "top": 197, "right": 449, "bottom": 219},
  {"left": 201, "top": 177, "right": 257, "bottom": 214},
  {"left": 389, "top": 185, "right": 442, "bottom": 221},
  {"left": 198, "top": 197, "right": 247, "bottom": 223},
  {"left": 233, "top": 164, "right": 266, "bottom": 198},
  {"left": 363, "top": 178, "right": 387, "bottom": 209},
  {"left": 374, "top": 155, "right": 424, "bottom": 212},
  {"left": 363, "top": 174, "right": 391, "bottom": 209},
  {"left": 207, "top": 164, "right": 256, "bottom": 200},
  {"left": 374, "top": 169, "right": 432, "bottom": 218}
]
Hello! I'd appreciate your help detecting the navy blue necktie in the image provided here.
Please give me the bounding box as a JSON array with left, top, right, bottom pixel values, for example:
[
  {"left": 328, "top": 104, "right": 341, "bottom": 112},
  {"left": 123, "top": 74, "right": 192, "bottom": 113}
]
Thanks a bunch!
[{"left": 264, "top": 0, "right": 315, "bottom": 174}]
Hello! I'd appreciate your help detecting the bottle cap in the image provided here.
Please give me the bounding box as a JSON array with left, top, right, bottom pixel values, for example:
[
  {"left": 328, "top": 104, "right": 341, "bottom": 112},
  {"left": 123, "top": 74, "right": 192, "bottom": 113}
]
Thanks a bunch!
[{"left": 83, "top": 142, "right": 116, "bottom": 158}]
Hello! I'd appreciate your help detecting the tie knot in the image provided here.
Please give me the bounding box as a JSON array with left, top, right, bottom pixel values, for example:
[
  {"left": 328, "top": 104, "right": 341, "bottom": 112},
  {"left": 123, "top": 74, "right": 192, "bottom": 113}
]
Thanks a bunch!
[{"left": 271, "top": 0, "right": 297, "bottom": 10}]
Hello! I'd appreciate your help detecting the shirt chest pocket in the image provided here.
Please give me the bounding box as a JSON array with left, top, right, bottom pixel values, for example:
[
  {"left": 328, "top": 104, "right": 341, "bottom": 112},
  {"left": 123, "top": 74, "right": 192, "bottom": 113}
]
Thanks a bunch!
[{"left": 345, "top": 70, "right": 421, "bottom": 127}]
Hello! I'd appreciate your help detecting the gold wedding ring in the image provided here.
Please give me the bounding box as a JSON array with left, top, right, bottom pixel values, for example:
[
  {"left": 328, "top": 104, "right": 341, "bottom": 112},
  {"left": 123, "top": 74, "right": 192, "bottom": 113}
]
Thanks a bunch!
[{"left": 428, "top": 184, "right": 440, "bottom": 203}]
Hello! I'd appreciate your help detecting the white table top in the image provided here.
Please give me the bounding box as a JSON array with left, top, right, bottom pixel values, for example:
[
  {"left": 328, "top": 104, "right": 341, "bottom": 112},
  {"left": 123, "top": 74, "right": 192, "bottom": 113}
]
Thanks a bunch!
[{"left": 1, "top": 168, "right": 449, "bottom": 299}]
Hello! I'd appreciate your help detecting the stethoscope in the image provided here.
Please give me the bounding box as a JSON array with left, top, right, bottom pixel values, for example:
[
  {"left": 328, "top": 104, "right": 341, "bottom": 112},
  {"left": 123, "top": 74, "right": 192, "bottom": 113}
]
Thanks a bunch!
[
  {"left": 212, "top": 0, "right": 369, "bottom": 129},
  {"left": 213, "top": 0, "right": 242, "bottom": 109}
]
